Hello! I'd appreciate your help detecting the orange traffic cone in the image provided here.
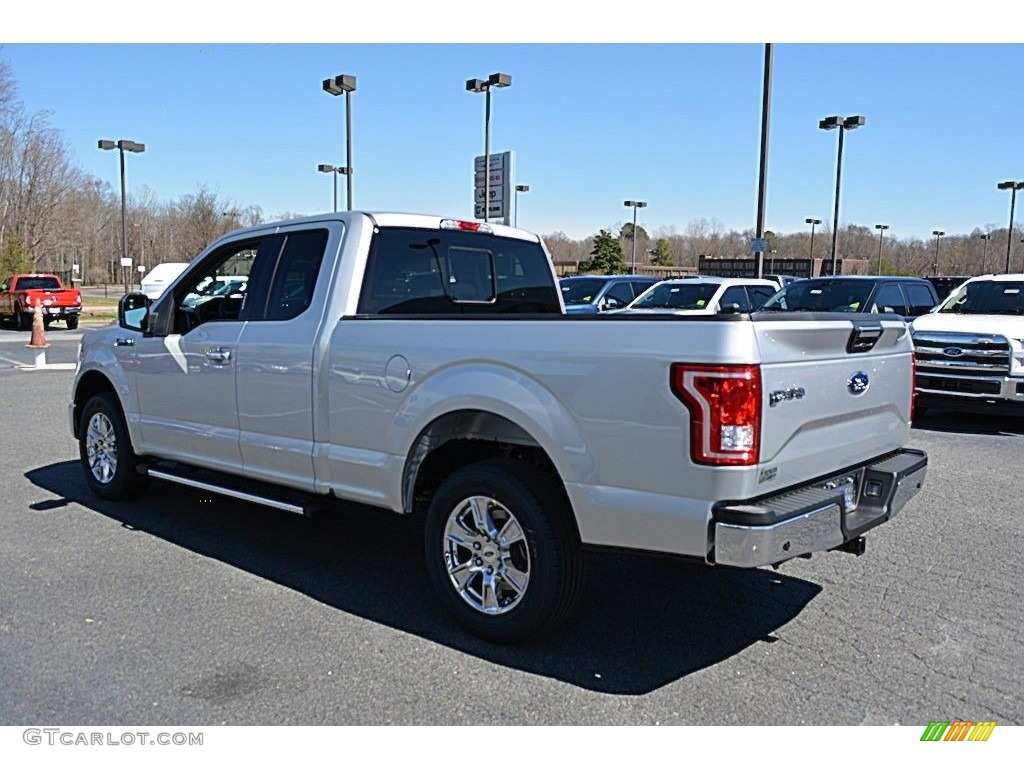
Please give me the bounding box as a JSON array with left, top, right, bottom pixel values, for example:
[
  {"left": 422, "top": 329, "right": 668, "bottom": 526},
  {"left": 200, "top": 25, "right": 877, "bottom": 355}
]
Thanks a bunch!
[{"left": 26, "top": 298, "right": 49, "bottom": 368}]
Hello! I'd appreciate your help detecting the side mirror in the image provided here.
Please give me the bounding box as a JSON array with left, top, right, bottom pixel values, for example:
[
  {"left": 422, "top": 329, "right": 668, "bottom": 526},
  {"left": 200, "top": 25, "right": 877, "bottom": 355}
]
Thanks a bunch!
[
  {"left": 719, "top": 302, "right": 743, "bottom": 315},
  {"left": 118, "top": 292, "right": 151, "bottom": 332}
]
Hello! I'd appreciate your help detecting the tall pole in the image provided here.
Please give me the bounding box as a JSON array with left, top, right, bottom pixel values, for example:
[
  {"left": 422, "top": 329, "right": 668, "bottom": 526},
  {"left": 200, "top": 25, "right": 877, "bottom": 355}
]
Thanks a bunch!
[
  {"left": 875, "top": 224, "right": 888, "bottom": 274},
  {"left": 119, "top": 145, "right": 128, "bottom": 295},
  {"left": 1006, "top": 187, "right": 1018, "bottom": 273},
  {"left": 932, "top": 231, "right": 944, "bottom": 276},
  {"left": 806, "top": 218, "right": 819, "bottom": 262},
  {"left": 754, "top": 43, "right": 773, "bottom": 280},
  {"left": 345, "top": 89, "right": 353, "bottom": 210},
  {"left": 981, "top": 234, "right": 989, "bottom": 274},
  {"left": 333, "top": 171, "right": 338, "bottom": 213},
  {"left": 630, "top": 205, "right": 639, "bottom": 274},
  {"left": 483, "top": 87, "right": 492, "bottom": 224},
  {"left": 830, "top": 126, "right": 845, "bottom": 276}
]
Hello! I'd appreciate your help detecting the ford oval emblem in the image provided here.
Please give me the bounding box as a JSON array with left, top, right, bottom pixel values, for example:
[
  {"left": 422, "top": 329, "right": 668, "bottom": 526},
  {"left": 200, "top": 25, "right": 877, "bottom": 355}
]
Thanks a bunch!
[
  {"left": 847, "top": 371, "right": 870, "bottom": 395},
  {"left": 942, "top": 346, "right": 965, "bottom": 357}
]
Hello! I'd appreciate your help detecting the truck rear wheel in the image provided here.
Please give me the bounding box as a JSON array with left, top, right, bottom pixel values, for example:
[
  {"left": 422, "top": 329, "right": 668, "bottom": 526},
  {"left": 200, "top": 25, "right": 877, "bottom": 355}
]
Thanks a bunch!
[
  {"left": 423, "top": 460, "right": 584, "bottom": 643},
  {"left": 66, "top": 315, "right": 79, "bottom": 330},
  {"left": 14, "top": 305, "right": 29, "bottom": 330},
  {"left": 79, "top": 392, "right": 149, "bottom": 500}
]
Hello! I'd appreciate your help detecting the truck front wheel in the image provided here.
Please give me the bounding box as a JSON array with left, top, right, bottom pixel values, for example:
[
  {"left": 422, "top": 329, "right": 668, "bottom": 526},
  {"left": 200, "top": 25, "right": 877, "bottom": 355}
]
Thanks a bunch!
[
  {"left": 423, "top": 460, "right": 584, "bottom": 643},
  {"left": 79, "top": 392, "right": 149, "bottom": 500}
]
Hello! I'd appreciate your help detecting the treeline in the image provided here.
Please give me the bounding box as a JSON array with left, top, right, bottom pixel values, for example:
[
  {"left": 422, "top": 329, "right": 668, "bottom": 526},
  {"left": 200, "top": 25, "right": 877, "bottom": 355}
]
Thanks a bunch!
[{"left": 541, "top": 218, "right": 1021, "bottom": 277}]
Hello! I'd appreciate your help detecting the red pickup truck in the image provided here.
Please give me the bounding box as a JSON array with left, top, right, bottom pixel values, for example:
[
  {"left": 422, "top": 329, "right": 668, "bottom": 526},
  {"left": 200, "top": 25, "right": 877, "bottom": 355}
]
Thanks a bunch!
[{"left": 0, "top": 273, "right": 83, "bottom": 330}]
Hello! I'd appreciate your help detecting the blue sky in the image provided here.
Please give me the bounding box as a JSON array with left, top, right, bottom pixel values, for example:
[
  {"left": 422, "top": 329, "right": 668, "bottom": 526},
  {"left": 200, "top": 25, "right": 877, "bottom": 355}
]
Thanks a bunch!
[{"left": 3, "top": 36, "right": 1022, "bottom": 242}]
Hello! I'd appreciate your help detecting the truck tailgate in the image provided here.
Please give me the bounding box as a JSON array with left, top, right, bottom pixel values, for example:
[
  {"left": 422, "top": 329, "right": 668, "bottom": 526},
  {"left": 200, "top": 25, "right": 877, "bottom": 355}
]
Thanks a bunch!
[{"left": 753, "top": 316, "right": 913, "bottom": 493}]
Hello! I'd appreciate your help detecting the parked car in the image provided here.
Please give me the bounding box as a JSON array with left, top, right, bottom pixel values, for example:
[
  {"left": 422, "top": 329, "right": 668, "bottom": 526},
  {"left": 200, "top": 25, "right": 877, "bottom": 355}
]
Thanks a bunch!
[
  {"left": 621, "top": 276, "right": 779, "bottom": 315},
  {"left": 760, "top": 276, "right": 939, "bottom": 318},
  {"left": 911, "top": 273, "right": 1024, "bottom": 415},
  {"left": 925, "top": 275, "right": 971, "bottom": 302},
  {"left": 0, "top": 272, "right": 82, "bottom": 330},
  {"left": 763, "top": 274, "right": 802, "bottom": 290},
  {"left": 140, "top": 263, "right": 190, "bottom": 300},
  {"left": 559, "top": 274, "right": 659, "bottom": 313}
]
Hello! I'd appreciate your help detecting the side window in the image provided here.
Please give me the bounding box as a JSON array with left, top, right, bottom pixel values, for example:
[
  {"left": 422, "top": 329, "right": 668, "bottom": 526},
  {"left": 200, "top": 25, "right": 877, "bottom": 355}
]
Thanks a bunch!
[
  {"left": 263, "top": 230, "right": 329, "bottom": 321},
  {"left": 748, "top": 285, "right": 776, "bottom": 310},
  {"left": 603, "top": 281, "right": 634, "bottom": 309},
  {"left": 630, "top": 280, "right": 655, "bottom": 298},
  {"left": 904, "top": 283, "right": 938, "bottom": 316},
  {"left": 720, "top": 286, "right": 751, "bottom": 312},
  {"left": 358, "top": 227, "right": 560, "bottom": 315},
  {"left": 873, "top": 283, "right": 908, "bottom": 316},
  {"left": 169, "top": 236, "right": 280, "bottom": 334}
]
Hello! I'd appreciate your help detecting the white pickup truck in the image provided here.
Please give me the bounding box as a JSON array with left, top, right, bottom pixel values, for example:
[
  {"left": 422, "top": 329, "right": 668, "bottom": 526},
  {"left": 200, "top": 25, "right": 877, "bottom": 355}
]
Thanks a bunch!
[
  {"left": 912, "top": 273, "right": 1024, "bottom": 414},
  {"left": 70, "top": 212, "right": 927, "bottom": 642}
]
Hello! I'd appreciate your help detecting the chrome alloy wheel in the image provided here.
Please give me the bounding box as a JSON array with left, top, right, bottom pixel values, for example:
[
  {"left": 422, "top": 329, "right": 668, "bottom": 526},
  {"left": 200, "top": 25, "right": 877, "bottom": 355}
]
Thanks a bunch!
[
  {"left": 86, "top": 412, "right": 118, "bottom": 484},
  {"left": 442, "top": 495, "right": 531, "bottom": 615}
]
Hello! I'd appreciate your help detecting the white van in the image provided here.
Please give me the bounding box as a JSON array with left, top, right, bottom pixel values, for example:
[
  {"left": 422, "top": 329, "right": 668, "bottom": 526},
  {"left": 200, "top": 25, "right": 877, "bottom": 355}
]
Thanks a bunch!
[{"left": 140, "top": 263, "right": 189, "bottom": 300}]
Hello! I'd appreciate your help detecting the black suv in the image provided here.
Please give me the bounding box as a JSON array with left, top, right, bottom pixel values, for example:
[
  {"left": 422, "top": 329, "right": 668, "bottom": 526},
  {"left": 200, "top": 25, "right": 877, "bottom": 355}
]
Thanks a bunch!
[{"left": 760, "top": 276, "right": 939, "bottom": 318}]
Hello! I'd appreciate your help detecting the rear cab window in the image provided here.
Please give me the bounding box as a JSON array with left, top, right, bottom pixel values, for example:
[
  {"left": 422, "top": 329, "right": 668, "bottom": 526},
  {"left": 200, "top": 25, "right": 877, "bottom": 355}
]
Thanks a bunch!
[{"left": 358, "top": 227, "right": 560, "bottom": 315}]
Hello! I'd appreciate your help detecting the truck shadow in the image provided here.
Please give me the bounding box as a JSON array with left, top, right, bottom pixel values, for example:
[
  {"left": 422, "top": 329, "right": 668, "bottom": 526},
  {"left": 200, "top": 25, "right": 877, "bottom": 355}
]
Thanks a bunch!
[
  {"left": 27, "top": 461, "right": 822, "bottom": 696},
  {"left": 912, "top": 408, "right": 1024, "bottom": 436}
]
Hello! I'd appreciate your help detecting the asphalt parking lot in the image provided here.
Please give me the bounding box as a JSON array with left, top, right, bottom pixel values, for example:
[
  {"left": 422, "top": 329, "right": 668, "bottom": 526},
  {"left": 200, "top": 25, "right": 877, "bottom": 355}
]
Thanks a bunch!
[{"left": 0, "top": 325, "right": 1021, "bottom": 725}]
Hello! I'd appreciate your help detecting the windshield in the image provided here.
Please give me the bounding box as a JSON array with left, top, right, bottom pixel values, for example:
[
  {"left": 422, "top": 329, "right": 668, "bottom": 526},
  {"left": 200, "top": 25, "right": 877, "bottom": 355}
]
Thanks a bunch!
[
  {"left": 631, "top": 282, "right": 720, "bottom": 310},
  {"left": 937, "top": 280, "right": 1024, "bottom": 315},
  {"left": 762, "top": 279, "right": 873, "bottom": 312},
  {"left": 15, "top": 276, "right": 61, "bottom": 291},
  {"left": 559, "top": 278, "right": 608, "bottom": 306}
]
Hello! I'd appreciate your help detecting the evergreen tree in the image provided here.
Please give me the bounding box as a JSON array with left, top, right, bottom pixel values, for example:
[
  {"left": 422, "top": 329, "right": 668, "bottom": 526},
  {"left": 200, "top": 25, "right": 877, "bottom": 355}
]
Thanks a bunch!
[
  {"left": 578, "top": 229, "right": 626, "bottom": 275},
  {"left": 650, "top": 238, "right": 674, "bottom": 266},
  {"left": 0, "top": 233, "right": 32, "bottom": 277}
]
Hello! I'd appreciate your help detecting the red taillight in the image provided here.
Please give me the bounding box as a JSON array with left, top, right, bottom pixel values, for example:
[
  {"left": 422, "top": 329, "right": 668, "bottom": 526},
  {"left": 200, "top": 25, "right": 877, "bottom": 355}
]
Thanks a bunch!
[{"left": 670, "top": 363, "right": 761, "bottom": 466}]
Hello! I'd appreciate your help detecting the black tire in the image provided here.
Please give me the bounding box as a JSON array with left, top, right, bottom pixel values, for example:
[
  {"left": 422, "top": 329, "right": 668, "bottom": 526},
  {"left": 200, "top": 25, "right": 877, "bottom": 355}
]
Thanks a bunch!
[
  {"left": 423, "top": 460, "right": 584, "bottom": 643},
  {"left": 66, "top": 314, "right": 79, "bottom": 330},
  {"left": 43, "top": 317, "right": 52, "bottom": 329},
  {"left": 14, "top": 305, "right": 29, "bottom": 330},
  {"left": 79, "top": 392, "right": 149, "bottom": 500}
]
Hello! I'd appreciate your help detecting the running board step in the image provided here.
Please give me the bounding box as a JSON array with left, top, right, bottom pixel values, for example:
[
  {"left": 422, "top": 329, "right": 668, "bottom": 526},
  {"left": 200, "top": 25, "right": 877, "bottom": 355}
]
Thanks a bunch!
[{"left": 142, "top": 462, "right": 325, "bottom": 517}]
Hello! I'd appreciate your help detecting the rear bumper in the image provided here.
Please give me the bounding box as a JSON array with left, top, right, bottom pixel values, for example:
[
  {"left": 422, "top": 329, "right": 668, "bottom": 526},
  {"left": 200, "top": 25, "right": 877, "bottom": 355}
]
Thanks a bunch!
[
  {"left": 25, "top": 305, "right": 81, "bottom": 317},
  {"left": 711, "top": 448, "right": 927, "bottom": 568}
]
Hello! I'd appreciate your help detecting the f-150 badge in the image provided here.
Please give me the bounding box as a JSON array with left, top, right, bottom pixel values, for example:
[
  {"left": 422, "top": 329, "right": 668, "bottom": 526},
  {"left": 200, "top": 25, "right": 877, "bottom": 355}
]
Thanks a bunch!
[{"left": 769, "top": 386, "right": 806, "bottom": 407}]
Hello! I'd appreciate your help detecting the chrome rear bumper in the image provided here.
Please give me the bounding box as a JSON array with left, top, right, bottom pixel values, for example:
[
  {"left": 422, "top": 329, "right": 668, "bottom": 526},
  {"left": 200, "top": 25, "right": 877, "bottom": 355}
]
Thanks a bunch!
[{"left": 712, "top": 448, "right": 927, "bottom": 568}]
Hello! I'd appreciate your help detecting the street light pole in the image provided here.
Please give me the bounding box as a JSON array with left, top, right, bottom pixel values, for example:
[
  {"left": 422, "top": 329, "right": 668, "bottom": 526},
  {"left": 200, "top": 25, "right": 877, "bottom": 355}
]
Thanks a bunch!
[
  {"left": 317, "top": 164, "right": 347, "bottom": 213},
  {"left": 932, "top": 230, "right": 945, "bottom": 275},
  {"left": 466, "top": 73, "right": 512, "bottom": 224},
  {"left": 874, "top": 223, "right": 889, "bottom": 274},
  {"left": 805, "top": 217, "right": 821, "bottom": 263},
  {"left": 98, "top": 139, "right": 145, "bottom": 295},
  {"left": 624, "top": 200, "right": 647, "bottom": 274},
  {"left": 979, "top": 233, "right": 991, "bottom": 274},
  {"left": 819, "top": 115, "right": 865, "bottom": 275},
  {"left": 997, "top": 181, "right": 1024, "bottom": 273},
  {"left": 514, "top": 184, "right": 530, "bottom": 227},
  {"left": 322, "top": 74, "right": 357, "bottom": 210}
]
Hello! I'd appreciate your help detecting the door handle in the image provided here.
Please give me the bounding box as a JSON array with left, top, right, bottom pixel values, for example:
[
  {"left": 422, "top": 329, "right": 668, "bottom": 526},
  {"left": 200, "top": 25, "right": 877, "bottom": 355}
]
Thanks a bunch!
[
  {"left": 205, "top": 348, "right": 232, "bottom": 363},
  {"left": 114, "top": 338, "right": 135, "bottom": 347}
]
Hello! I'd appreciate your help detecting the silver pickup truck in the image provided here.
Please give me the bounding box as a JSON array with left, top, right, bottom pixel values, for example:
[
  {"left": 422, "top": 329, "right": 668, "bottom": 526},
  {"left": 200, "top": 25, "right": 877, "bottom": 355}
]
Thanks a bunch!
[{"left": 70, "top": 212, "right": 927, "bottom": 642}]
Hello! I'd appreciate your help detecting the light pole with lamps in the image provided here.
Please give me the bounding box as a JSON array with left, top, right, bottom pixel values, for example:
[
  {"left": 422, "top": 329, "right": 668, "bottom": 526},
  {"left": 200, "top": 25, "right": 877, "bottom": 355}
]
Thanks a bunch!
[
  {"left": 874, "top": 223, "right": 889, "bottom": 274},
  {"left": 805, "top": 217, "right": 821, "bottom": 261},
  {"left": 514, "top": 184, "right": 529, "bottom": 227},
  {"left": 997, "top": 181, "right": 1024, "bottom": 273},
  {"left": 819, "top": 115, "right": 865, "bottom": 275},
  {"left": 979, "top": 233, "right": 991, "bottom": 274},
  {"left": 317, "top": 164, "right": 348, "bottom": 213},
  {"left": 623, "top": 200, "right": 647, "bottom": 274},
  {"left": 98, "top": 139, "right": 145, "bottom": 295},
  {"left": 466, "top": 72, "right": 511, "bottom": 223},
  {"left": 932, "top": 230, "right": 945, "bottom": 275},
  {"left": 322, "top": 74, "right": 356, "bottom": 210}
]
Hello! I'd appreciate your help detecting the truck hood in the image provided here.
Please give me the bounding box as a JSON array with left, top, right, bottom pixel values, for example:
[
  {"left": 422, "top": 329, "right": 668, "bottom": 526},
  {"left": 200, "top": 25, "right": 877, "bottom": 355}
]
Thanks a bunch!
[{"left": 912, "top": 312, "right": 1024, "bottom": 338}]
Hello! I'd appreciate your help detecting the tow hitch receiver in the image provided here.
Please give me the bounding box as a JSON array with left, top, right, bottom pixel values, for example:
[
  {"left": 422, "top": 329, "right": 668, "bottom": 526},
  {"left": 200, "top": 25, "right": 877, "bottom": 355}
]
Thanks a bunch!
[{"left": 834, "top": 536, "right": 866, "bottom": 557}]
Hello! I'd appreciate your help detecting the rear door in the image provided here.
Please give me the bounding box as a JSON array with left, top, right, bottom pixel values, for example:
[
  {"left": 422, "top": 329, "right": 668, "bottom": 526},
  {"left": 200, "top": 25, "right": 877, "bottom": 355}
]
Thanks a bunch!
[{"left": 753, "top": 316, "right": 913, "bottom": 492}]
